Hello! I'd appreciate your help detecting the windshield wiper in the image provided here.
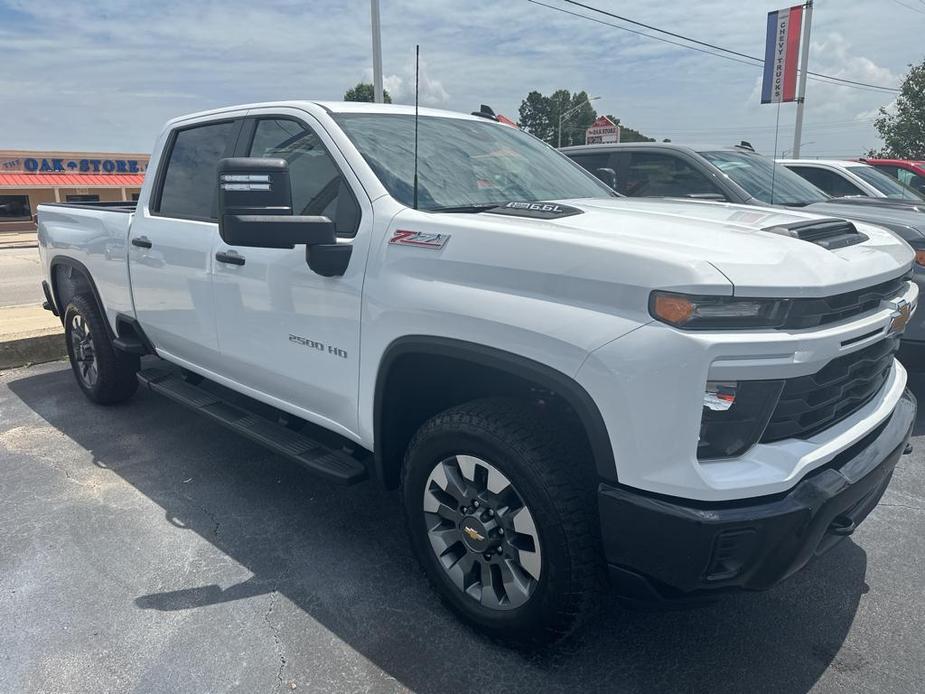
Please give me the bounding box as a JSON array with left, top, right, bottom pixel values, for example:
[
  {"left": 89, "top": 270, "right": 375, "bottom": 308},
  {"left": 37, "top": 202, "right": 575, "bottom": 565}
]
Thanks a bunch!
[{"left": 428, "top": 203, "right": 502, "bottom": 213}]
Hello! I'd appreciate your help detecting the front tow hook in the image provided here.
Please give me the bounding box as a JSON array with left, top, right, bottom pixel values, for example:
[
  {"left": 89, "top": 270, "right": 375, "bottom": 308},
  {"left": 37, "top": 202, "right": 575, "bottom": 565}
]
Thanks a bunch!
[{"left": 829, "top": 515, "right": 857, "bottom": 537}]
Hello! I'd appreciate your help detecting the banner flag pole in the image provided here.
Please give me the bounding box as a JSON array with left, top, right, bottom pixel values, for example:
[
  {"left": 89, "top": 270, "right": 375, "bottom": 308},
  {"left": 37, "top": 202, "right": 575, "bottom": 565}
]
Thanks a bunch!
[{"left": 791, "top": 1, "right": 813, "bottom": 158}]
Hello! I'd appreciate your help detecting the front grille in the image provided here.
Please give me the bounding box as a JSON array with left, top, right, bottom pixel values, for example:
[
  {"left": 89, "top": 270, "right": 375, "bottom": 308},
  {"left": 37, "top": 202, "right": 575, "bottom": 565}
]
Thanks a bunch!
[
  {"left": 761, "top": 337, "right": 899, "bottom": 442},
  {"left": 782, "top": 275, "right": 909, "bottom": 330}
]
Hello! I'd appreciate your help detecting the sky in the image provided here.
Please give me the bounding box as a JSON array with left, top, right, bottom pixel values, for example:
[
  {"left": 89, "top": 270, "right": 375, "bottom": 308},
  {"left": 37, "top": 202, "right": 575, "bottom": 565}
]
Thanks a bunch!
[{"left": 0, "top": 0, "right": 918, "bottom": 158}]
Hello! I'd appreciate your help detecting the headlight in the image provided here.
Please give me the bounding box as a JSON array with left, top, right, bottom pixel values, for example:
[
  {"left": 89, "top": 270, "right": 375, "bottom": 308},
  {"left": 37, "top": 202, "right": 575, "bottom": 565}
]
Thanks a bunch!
[{"left": 650, "top": 291, "right": 790, "bottom": 329}]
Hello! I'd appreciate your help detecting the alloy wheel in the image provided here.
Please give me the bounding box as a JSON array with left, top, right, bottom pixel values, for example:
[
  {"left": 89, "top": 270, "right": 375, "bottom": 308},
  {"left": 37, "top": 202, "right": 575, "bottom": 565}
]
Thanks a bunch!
[
  {"left": 422, "top": 454, "right": 542, "bottom": 610},
  {"left": 70, "top": 313, "right": 98, "bottom": 388}
]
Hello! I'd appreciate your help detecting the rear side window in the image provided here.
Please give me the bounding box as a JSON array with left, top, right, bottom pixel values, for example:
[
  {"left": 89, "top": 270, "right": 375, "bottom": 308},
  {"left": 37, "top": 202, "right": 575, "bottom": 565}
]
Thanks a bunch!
[
  {"left": 248, "top": 118, "right": 359, "bottom": 237},
  {"left": 624, "top": 152, "right": 723, "bottom": 198},
  {"left": 157, "top": 121, "right": 237, "bottom": 220},
  {"left": 786, "top": 166, "right": 865, "bottom": 197}
]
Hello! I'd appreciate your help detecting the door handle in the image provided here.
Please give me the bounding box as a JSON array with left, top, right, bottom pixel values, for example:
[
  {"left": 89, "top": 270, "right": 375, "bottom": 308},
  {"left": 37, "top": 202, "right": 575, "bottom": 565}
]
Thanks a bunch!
[
  {"left": 215, "top": 250, "right": 246, "bottom": 266},
  {"left": 131, "top": 236, "right": 152, "bottom": 249}
]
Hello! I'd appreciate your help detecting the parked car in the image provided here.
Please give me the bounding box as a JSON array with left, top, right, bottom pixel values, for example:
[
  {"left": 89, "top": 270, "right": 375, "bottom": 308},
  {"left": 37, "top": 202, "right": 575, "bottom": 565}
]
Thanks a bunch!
[
  {"left": 779, "top": 159, "right": 925, "bottom": 202},
  {"left": 38, "top": 103, "right": 917, "bottom": 644},
  {"left": 563, "top": 142, "right": 925, "bottom": 352},
  {"left": 861, "top": 158, "right": 925, "bottom": 194}
]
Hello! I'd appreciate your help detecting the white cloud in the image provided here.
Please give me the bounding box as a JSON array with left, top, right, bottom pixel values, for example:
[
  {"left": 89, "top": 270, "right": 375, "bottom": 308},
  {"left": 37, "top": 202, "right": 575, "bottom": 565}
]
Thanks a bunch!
[
  {"left": 377, "top": 57, "right": 451, "bottom": 106},
  {"left": 0, "top": 0, "right": 912, "bottom": 158}
]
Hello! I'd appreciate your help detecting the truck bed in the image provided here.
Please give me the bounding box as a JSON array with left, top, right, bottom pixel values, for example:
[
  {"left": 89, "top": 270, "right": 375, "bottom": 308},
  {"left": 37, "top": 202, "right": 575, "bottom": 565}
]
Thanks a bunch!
[{"left": 36, "top": 201, "right": 138, "bottom": 330}]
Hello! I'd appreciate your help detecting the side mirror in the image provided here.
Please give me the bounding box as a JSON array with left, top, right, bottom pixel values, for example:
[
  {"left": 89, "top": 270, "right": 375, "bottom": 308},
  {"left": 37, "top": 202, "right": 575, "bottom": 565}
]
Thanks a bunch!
[
  {"left": 594, "top": 167, "right": 618, "bottom": 190},
  {"left": 217, "top": 158, "right": 351, "bottom": 276}
]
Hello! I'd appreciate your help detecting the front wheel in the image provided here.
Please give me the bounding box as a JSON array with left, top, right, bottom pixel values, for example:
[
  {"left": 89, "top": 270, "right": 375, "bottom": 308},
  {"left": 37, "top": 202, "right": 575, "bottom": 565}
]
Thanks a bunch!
[
  {"left": 402, "top": 398, "right": 602, "bottom": 645},
  {"left": 63, "top": 294, "right": 139, "bottom": 404}
]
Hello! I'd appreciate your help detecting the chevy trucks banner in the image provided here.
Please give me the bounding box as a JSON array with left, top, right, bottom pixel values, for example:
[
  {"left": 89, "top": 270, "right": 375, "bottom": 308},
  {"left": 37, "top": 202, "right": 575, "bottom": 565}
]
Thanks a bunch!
[{"left": 761, "top": 5, "right": 804, "bottom": 104}]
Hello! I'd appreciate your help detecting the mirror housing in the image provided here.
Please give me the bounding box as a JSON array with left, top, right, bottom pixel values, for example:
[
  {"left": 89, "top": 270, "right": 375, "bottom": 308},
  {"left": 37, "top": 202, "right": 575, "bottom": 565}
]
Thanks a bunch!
[
  {"left": 594, "top": 167, "right": 618, "bottom": 190},
  {"left": 217, "top": 157, "right": 336, "bottom": 249},
  {"left": 217, "top": 158, "right": 351, "bottom": 276}
]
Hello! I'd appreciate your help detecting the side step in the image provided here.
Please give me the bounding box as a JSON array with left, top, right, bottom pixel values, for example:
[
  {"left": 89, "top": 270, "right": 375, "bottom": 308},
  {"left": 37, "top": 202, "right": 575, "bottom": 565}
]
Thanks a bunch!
[{"left": 137, "top": 368, "right": 368, "bottom": 485}]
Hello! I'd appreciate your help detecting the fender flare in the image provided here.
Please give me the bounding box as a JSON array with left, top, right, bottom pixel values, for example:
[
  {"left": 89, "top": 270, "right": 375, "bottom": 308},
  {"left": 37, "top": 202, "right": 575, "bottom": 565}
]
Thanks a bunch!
[
  {"left": 49, "top": 256, "right": 114, "bottom": 338},
  {"left": 373, "top": 335, "right": 618, "bottom": 486}
]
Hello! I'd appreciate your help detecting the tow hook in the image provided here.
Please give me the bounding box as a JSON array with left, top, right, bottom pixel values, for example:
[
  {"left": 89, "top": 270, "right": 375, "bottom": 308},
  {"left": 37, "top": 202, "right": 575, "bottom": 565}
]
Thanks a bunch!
[
  {"left": 829, "top": 515, "right": 857, "bottom": 536},
  {"left": 904, "top": 443, "right": 913, "bottom": 455}
]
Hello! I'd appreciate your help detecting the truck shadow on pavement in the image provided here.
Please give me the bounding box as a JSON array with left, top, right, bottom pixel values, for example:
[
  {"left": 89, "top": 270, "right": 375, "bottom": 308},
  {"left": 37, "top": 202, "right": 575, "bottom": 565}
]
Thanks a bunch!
[{"left": 11, "top": 365, "right": 918, "bottom": 694}]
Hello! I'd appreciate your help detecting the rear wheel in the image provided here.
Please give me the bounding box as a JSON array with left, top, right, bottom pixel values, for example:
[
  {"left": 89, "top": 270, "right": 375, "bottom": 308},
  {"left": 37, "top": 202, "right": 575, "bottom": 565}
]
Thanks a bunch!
[
  {"left": 63, "top": 294, "right": 139, "bottom": 404},
  {"left": 402, "top": 398, "right": 602, "bottom": 645}
]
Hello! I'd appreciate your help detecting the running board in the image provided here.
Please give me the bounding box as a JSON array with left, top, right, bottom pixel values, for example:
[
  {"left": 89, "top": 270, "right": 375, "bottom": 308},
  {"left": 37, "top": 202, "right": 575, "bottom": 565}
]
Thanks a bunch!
[{"left": 137, "top": 368, "right": 368, "bottom": 485}]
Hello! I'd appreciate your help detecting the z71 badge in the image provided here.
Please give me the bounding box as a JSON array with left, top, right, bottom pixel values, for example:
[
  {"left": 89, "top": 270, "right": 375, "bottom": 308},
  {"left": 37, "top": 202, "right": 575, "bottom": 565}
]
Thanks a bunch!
[{"left": 389, "top": 230, "right": 450, "bottom": 249}]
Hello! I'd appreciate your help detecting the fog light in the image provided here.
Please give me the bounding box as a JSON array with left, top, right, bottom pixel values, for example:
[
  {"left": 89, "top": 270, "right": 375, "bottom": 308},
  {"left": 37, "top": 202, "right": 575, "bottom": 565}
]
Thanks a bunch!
[
  {"left": 698, "top": 380, "right": 785, "bottom": 460},
  {"left": 704, "top": 381, "right": 737, "bottom": 411}
]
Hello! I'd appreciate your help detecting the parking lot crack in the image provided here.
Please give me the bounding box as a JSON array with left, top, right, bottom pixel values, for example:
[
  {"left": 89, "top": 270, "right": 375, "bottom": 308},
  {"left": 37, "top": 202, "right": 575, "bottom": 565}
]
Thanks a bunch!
[
  {"left": 878, "top": 502, "right": 924, "bottom": 512},
  {"left": 264, "top": 589, "right": 286, "bottom": 692}
]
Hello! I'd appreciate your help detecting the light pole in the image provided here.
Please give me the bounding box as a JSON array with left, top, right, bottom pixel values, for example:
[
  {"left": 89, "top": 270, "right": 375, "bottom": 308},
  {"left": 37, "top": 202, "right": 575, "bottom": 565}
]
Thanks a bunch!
[
  {"left": 370, "top": 0, "right": 384, "bottom": 103},
  {"left": 557, "top": 95, "right": 600, "bottom": 148},
  {"left": 782, "top": 141, "right": 814, "bottom": 158}
]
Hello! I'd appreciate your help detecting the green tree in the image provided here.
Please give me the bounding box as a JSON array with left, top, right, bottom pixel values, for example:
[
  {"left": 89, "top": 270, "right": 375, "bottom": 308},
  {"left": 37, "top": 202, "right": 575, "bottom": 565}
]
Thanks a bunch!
[
  {"left": 344, "top": 82, "right": 392, "bottom": 104},
  {"left": 516, "top": 89, "right": 654, "bottom": 147},
  {"left": 604, "top": 115, "right": 655, "bottom": 143},
  {"left": 869, "top": 59, "right": 925, "bottom": 158},
  {"left": 518, "top": 89, "right": 598, "bottom": 147}
]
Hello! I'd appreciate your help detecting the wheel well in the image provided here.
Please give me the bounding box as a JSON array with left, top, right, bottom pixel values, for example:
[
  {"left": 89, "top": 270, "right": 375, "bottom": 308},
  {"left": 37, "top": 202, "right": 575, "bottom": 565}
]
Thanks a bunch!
[
  {"left": 50, "top": 259, "right": 112, "bottom": 337},
  {"left": 374, "top": 338, "right": 615, "bottom": 489}
]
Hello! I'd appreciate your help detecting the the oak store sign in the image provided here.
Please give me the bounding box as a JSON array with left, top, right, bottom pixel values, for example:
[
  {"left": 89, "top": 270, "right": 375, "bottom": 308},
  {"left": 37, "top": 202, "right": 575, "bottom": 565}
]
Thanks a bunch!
[
  {"left": 0, "top": 156, "right": 147, "bottom": 174},
  {"left": 585, "top": 116, "right": 621, "bottom": 145}
]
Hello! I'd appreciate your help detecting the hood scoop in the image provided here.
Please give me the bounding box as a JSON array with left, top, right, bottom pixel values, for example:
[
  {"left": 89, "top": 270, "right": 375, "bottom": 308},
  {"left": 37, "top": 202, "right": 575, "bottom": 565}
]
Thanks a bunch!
[{"left": 763, "top": 218, "right": 868, "bottom": 250}]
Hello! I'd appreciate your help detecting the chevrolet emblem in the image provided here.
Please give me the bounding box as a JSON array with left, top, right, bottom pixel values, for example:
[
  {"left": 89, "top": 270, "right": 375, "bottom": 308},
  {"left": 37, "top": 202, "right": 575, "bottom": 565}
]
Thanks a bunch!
[
  {"left": 888, "top": 299, "right": 914, "bottom": 337},
  {"left": 463, "top": 526, "right": 485, "bottom": 542}
]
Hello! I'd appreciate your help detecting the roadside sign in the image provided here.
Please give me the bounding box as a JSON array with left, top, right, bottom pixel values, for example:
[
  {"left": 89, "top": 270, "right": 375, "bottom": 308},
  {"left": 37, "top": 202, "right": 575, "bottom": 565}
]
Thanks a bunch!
[{"left": 586, "top": 116, "right": 620, "bottom": 145}]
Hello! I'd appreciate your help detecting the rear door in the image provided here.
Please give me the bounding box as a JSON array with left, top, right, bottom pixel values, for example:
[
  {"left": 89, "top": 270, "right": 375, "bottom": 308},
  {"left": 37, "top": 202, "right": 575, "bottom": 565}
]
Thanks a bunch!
[
  {"left": 129, "top": 114, "right": 244, "bottom": 370},
  {"left": 211, "top": 108, "right": 372, "bottom": 436}
]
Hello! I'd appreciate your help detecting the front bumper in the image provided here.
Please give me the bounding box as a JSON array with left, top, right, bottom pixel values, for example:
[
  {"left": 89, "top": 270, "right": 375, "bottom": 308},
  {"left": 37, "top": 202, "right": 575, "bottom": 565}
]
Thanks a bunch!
[{"left": 599, "top": 389, "right": 915, "bottom": 599}]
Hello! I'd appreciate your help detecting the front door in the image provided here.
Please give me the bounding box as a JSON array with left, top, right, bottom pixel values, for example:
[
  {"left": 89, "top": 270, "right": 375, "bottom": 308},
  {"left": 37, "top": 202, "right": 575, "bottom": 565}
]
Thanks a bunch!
[
  {"left": 211, "top": 109, "right": 370, "bottom": 437},
  {"left": 130, "top": 116, "right": 243, "bottom": 371}
]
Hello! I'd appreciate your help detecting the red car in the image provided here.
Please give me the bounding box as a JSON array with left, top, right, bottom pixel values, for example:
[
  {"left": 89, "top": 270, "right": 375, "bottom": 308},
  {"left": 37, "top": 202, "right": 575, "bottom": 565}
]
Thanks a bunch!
[{"left": 861, "top": 158, "right": 925, "bottom": 194}]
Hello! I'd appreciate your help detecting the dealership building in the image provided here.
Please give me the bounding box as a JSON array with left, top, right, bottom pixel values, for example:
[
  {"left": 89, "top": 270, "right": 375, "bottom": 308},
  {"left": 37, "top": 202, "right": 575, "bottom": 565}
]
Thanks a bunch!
[{"left": 0, "top": 150, "right": 148, "bottom": 232}]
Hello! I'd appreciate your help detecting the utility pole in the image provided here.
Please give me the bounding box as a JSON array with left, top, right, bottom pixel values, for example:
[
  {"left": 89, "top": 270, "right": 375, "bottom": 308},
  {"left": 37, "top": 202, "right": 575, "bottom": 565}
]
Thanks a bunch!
[
  {"left": 371, "top": 0, "right": 384, "bottom": 103},
  {"left": 791, "top": 0, "right": 813, "bottom": 158}
]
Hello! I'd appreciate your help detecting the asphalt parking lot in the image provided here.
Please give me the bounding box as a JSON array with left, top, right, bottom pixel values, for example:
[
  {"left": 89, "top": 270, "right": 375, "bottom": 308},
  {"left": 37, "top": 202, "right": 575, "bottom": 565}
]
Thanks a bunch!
[{"left": 1, "top": 360, "right": 923, "bottom": 694}]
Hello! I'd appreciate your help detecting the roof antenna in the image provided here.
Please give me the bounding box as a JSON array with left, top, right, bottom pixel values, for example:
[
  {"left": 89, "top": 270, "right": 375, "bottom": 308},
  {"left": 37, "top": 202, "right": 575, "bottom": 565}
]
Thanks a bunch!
[{"left": 412, "top": 44, "right": 420, "bottom": 210}]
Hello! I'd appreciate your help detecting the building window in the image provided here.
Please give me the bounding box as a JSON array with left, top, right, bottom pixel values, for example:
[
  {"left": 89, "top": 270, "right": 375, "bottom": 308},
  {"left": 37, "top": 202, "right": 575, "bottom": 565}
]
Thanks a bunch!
[
  {"left": 66, "top": 194, "right": 100, "bottom": 203},
  {"left": 131, "top": 193, "right": 140, "bottom": 201},
  {"left": 0, "top": 195, "right": 32, "bottom": 220}
]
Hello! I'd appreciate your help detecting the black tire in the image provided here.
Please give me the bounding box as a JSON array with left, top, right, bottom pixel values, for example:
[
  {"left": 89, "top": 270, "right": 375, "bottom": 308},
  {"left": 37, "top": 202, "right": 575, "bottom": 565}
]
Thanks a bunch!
[
  {"left": 63, "top": 294, "right": 139, "bottom": 404},
  {"left": 402, "top": 398, "right": 603, "bottom": 645}
]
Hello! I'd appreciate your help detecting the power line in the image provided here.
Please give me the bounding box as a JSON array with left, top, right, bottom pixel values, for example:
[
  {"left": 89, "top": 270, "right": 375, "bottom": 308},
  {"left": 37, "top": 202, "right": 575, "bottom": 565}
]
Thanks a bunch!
[
  {"left": 890, "top": 0, "right": 925, "bottom": 15},
  {"left": 534, "top": 0, "right": 900, "bottom": 93},
  {"left": 527, "top": 0, "right": 761, "bottom": 69}
]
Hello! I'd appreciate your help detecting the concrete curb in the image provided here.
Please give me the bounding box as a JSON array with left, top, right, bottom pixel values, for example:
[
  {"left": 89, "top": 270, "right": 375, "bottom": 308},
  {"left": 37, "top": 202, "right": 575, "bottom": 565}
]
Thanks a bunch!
[{"left": 0, "top": 332, "right": 67, "bottom": 370}]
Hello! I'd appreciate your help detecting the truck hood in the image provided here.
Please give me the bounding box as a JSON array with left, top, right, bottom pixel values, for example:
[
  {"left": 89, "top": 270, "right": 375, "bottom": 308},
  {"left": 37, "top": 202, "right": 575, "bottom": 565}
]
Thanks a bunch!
[
  {"left": 805, "top": 199, "right": 925, "bottom": 238},
  {"left": 498, "top": 197, "right": 913, "bottom": 297}
]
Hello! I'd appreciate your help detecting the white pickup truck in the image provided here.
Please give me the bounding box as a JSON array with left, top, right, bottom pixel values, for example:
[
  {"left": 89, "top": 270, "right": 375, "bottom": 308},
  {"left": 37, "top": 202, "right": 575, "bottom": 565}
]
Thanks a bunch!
[{"left": 38, "top": 101, "right": 918, "bottom": 644}]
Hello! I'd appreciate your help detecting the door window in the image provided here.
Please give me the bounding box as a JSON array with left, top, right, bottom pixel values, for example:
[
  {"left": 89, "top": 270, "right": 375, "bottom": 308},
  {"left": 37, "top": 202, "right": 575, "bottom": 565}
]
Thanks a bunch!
[
  {"left": 249, "top": 118, "right": 360, "bottom": 237},
  {"left": 624, "top": 152, "right": 724, "bottom": 198},
  {"left": 786, "top": 166, "right": 866, "bottom": 197},
  {"left": 157, "top": 120, "right": 238, "bottom": 220}
]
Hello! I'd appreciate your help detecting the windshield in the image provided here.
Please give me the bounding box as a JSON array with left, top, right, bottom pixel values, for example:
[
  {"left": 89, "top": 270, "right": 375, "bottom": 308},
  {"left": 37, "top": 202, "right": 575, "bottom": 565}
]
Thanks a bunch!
[
  {"left": 699, "top": 150, "right": 828, "bottom": 205},
  {"left": 333, "top": 113, "right": 614, "bottom": 210},
  {"left": 847, "top": 165, "right": 925, "bottom": 200}
]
